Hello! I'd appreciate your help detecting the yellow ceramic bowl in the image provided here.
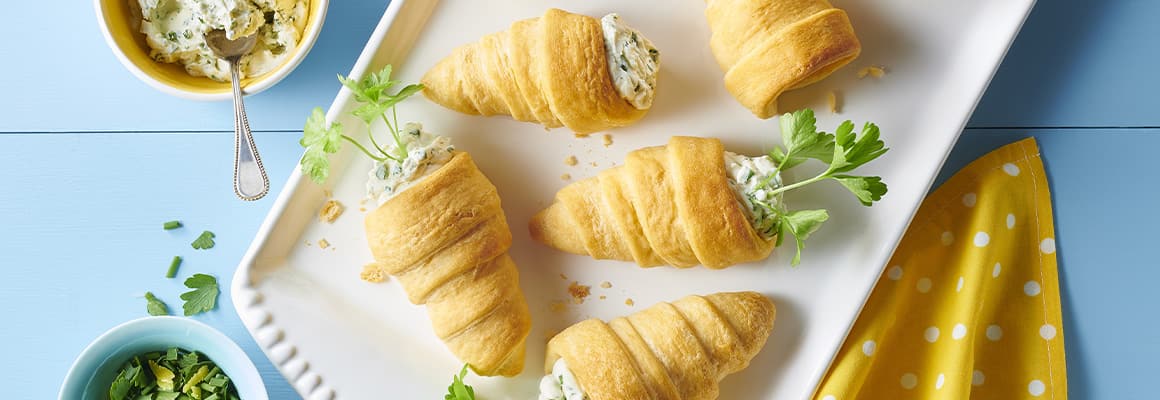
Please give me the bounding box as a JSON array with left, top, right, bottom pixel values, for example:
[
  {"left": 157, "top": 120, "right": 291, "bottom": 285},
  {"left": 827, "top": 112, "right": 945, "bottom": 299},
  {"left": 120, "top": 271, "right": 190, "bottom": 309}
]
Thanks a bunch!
[{"left": 95, "top": 0, "right": 329, "bottom": 101}]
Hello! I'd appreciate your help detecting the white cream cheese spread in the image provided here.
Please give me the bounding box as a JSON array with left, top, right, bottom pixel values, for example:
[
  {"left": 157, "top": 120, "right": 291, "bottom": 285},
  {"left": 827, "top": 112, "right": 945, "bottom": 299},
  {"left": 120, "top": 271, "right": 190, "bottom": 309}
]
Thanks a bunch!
[
  {"left": 365, "top": 122, "right": 455, "bottom": 206},
  {"left": 725, "top": 151, "right": 783, "bottom": 238},
  {"left": 600, "top": 13, "right": 660, "bottom": 110},
  {"left": 538, "top": 358, "right": 588, "bottom": 400}
]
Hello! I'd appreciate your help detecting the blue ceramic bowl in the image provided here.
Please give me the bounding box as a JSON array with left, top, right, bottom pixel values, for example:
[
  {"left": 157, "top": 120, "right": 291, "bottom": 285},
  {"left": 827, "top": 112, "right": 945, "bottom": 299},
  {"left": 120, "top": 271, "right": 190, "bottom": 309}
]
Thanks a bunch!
[{"left": 59, "top": 316, "right": 268, "bottom": 400}]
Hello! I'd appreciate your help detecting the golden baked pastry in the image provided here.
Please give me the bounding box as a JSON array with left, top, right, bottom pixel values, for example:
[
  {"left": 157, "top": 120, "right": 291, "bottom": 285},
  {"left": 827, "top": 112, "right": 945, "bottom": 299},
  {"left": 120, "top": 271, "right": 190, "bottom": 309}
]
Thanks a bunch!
[
  {"left": 529, "top": 136, "right": 775, "bottom": 269},
  {"left": 544, "top": 292, "right": 776, "bottom": 400},
  {"left": 421, "top": 8, "right": 659, "bottom": 135},
  {"left": 705, "top": 0, "right": 861, "bottom": 118},
  {"left": 364, "top": 151, "right": 531, "bottom": 376}
]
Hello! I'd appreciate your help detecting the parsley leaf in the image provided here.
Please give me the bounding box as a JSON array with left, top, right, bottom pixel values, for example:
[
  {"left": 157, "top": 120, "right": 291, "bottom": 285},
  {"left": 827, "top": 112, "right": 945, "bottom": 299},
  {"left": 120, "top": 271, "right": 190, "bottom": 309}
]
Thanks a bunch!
[
  {"left": 444, "top": 364, "right": 476, "bottom": 400},
  {"left": 300, "top": 65, "right": 424, "bottom": 186},
  {"left": 191, "top": 231, "right": 215, "bottom": 250},
  {"left": 145, "top": 291, "right": 170, "bottom": 316},
  {"left": 756, "top": 109, "right": 890, "bottom": 265},
  {"left": 180, "top": 274, "right": 219, "bottom": 316}
]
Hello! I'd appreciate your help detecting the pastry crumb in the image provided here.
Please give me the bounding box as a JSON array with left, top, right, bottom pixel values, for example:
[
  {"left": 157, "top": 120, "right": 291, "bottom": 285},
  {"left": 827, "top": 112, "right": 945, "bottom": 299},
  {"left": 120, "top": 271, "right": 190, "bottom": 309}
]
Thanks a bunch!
[
  {"left": 858, "top": 65, "right": 886, "bottom": 79},
  {"left": 323, "top": 189, "right": 333, "bottom": 198},
  {"left": 573, "top": 132, "right": 589, "bottom": 138},
  {"left": 318, "top": 238, "right": 330, "bottom": 249},
  {"left": 589, "top": 161, "right": 598, "bottom": 167},
  {"left": 359, "top": 263, "right": 388, "bottom": 283},
  {"left": 564, "top": 155, "right": 578, "bottom": 166},
  {"left": 568, "top": 281, "right": 591, "bottom": 304},
  {"left": 318, "top": 199, "right": 345, "bottom": 223},
  {"left": 549, "top": 301, "right": 567, "bottom": 313},
  {"left": 600, "top": 281, "right": 612, "bottom": 289},
  {"left": 560, "top": 173, "right": 572, "bottom": 181},
  {"left": 559, "top": 273, "right": 568, "bottom": 280},
  {"left": 828, "top": 91, "right": 840, "bottom": 113},
  {"left": 359, "top": 207, "right": 367, "bottom": 212},
  {"left": 625, "top": 298, "right": 635, "bottom": 307},
  {"left": 599, "top": 295, "right": 607, "bottom": 300},
  {"left": 602, "top": 134, "right": 613, "bottom": 147}
]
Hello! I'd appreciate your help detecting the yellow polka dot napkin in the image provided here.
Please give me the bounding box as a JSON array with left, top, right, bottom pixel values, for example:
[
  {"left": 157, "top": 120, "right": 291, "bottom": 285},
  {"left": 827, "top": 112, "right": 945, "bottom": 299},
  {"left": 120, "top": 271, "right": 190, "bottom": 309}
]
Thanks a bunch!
[{"left": 815, "top": 138, "right": 1067, "bottom": 399}]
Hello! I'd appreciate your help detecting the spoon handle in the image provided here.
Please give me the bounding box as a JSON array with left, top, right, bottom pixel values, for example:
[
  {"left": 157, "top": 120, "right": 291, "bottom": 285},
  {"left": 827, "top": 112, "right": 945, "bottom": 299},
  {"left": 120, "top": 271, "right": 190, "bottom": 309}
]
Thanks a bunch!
[{"left": 230, "top": 60, "right": 269, "bottom": 201}]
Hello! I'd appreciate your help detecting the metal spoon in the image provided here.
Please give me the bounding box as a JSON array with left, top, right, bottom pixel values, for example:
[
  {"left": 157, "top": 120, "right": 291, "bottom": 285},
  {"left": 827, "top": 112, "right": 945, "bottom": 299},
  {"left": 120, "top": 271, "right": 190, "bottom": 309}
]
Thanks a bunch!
[{"left": 205, "top": 29, "right": 269, "bottom": 201}]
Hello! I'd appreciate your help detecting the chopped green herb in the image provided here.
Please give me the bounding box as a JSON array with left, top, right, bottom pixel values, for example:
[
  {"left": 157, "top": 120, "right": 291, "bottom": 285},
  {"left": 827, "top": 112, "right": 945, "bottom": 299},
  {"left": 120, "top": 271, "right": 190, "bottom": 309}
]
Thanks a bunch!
[
  {"left": 162, "top": 220, "right": 182, "bottom": 230},
  {"left": 180, "top": 274, "right": 219, "bottom": 316},
  {"left": 144, "top": 292, "right": 169, "bottom": 316},
  {"left": 107, "top": 348, "right": 238, "bottom": 400},
  {"left": 191, "top": 231, "right": 215, "bottom": 250},
  {"left": 165, "top": 256, "right": 182, "bottom": 278},
  {"left": 444, "top": 364, "right": 476, "bottom": 400}
]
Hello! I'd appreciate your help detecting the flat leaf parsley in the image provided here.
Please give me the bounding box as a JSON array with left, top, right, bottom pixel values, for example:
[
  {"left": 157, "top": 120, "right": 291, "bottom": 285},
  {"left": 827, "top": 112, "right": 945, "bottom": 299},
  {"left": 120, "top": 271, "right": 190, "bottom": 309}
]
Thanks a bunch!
[
  {"left": 300, "top": 65, "right": 424, "bottom": 184},
  {"left": 180, "top": 273, "right": 219, "bottom": 316},
  {"left": 190, "top": 230, "right": 215, "bottom": 250},
  {"left": 444, "top": 364, "right": 476, "bottom": 400},
  {"left": 759, "top": 109, "right": 889, "bottom": 265}
]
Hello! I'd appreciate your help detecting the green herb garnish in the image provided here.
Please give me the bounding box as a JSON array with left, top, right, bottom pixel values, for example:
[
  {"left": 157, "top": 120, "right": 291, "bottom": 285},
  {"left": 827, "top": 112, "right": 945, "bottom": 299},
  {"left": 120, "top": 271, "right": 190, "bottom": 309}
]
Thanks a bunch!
[
  {"left": 444, "top": 364, "right": 476, "bottom": 400},
  {"left": 299, "top": 65, "right": 423, "bottom": 184},
  {"left": 759, "top": 108, "right": 889, "bottom": 266},
  {"left": 191, "top": 231, "right": 215, "bottom": 250},
  {"left": 144, "top": 291, "right": 170, "bottom": 316},
  {"left": 107, "top": 348, "right": 238, "bottom": 400},
  {"left": 165, "top": 256, "right": 182, "bottom": 278},
  {"left": 162, "top": 220, "right": 182, "bottom": 230},
  {"left": 180, "top": 274, "right": 219, "bottom": 316}
]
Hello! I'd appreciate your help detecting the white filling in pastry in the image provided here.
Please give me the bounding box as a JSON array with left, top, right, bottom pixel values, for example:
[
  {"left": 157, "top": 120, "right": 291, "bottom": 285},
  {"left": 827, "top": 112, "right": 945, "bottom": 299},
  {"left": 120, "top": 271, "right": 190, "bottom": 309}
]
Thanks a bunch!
[
  {"left": 600, "top": 13, "right": 660, "bottom": 110},
  {"left": 365, "top": 122, "right": 455, "bottom": 206},
  {"left": 725, "top": 152, "right": 784, "bottom": 239},
  {"left": 538, "top": 358, "right": 588, "bottom": 400}
]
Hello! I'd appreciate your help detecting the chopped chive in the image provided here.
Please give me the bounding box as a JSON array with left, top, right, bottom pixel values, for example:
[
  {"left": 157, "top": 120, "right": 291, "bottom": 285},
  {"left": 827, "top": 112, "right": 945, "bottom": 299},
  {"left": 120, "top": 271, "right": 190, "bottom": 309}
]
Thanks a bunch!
[
  {"left": 166, "top": 256, "right": 182, "bottom": 278},
  {"left": 163, "top": 220, "right": 182, "bottom": 230}
]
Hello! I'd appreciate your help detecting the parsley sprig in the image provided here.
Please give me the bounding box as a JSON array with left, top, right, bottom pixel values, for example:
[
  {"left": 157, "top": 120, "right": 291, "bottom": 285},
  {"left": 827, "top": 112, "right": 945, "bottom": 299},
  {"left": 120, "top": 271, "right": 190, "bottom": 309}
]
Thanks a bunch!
[
  {"left": 444, "top": 364, "right": 476, "bottom": 400},
  {"left": 758, "top": 109, "right": 889, "bottom": 265},
  {"left": 300, "top": 65, "right": 424, "bottom": 184}
]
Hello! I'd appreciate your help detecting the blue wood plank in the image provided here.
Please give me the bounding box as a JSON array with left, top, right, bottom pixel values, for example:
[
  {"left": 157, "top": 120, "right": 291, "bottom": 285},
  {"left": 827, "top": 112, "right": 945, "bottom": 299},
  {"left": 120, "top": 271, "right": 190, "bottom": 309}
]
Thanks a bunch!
[
  {"left": 968, "top": 0, "right": 1160, "bottom": 128},
  {"left": 945, "top": 129, "right": 1159, "bottom": 398},
  {"left": 0, "top": 132, "right": 305, "bottom": 399},
  {"left": 0, "top": 1, "right": 390, "bottom": 133}
]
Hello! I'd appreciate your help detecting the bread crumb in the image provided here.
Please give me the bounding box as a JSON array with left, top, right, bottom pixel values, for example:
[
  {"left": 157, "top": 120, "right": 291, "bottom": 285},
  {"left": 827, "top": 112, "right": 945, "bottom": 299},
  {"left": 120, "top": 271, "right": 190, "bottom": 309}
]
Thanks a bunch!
[
  {"left": 318, "top": 199, "right": 345, "bottom": 223},
  {"left": 359, "top": 207, "right": 367, "bottom": 212},
  {"left": 568, "top": 281, "right": 591, "bottom": 304},
  {"left": 589, "top": 161, "right": 598, "bottom": 167},
  {"left": 549, "top": 301, "right": 567, "bottom": 313},
  {"left": 560, "top": 173, "right": 572, "bottom": 181},
  {"left": 600, "top": 281, "right": 612, "bottom": 289},
  {"left": 559, "top": 273, "right": 568, "bottom": 280},
  {"left": 323, "top": 189, "right": 333, "bottom": 198},
  {"left": 359, "top": 263, "right": 388, "bottom": 283},
  {"left": 599, "top": 295, "right": 607, "bottom": 300},
  {"left": 625, "top": 298, "right": 635, "bottom": 307},
  {"left": 602, "top": 134, "right": 613, "bottom": 147},
  {"left": 858, "top": 66, "right": 886, "bottom": 79},
  {"left": 828, "top": 91, "right": 840, "bottom": 113},
  {"left": 318, "top": 238, "right": 330, "bottom": 249},
  {"left": 564, "top": 155, "right": 578, "bottom": 166}
]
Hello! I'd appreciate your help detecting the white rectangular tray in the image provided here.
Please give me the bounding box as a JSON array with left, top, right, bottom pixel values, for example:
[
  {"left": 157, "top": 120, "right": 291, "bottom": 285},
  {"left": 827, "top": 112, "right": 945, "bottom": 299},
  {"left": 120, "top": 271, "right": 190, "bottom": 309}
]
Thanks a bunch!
[{"left": 232, "top": 0, "right": 1035, "bottom": 398}]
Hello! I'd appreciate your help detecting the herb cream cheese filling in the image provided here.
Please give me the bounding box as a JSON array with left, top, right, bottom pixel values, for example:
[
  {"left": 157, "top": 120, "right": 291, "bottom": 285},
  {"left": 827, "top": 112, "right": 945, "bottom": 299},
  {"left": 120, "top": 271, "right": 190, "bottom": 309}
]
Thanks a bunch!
[
  {"left": 137, "top": 0, "right": 308, "bottom": 81},
  {"left": 365, "top": 122, "right": 455, "bottom": 206},
  {"left": 538, "top": 358, "right": 588, "bottom": 400},
  {"left": 725, "top": 151, "right": 784, "bottom": 239},
  {"left": 600, "top": 14, "right": 660, "bottom": 110}
]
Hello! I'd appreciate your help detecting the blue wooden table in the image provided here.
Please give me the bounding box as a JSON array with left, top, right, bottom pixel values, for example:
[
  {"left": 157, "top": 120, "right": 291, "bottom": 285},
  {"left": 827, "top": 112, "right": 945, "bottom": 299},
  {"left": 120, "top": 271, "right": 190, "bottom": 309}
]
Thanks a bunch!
[{"left": 1, "top": 0, "right": 1155, "bottom": 398}]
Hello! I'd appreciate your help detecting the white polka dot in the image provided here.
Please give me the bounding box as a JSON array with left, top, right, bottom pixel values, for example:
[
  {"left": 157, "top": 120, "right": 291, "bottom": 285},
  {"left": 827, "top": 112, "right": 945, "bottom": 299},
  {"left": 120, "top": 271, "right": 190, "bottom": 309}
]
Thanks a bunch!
[
  {"left": 901, "top": 373, "right": 918, "bottom": 389},
  {"left": 952, "top": 323, "right": 967, "bottom": 340},
  {"left": 917, "top": 278, "right": 932, "bottom": 293},
  {"left": 935, "top": 373, "right": 946, "bottom": 389},
  {"left": 941, "top": 231, "right": 954, "bottom": 245},
  {"left": 1006, "top": 213, "right": 1016, "bottom": 229},
  {"left": 1029, "top": 379, "right": 1045, "bottom": 396},
  {"left": 887, "top": 265, "right": 903, "bottom": 281},
  {"left": 973, "top": 231, "right": 990, "bottom": 247},
  {"left": 962, "top": 193, "right": 977, "bottom": 207},
  {"left": 956, "top": 276, "right": 964, "bottom": 292},
  {"left": 1025, "top": 281, "right": 1041, "bottom": 296},
  {"left": 1040, "top": 324, "right": 1057, "bottom": 340},
  {"left": 862, "top": 340, "right": 876, "bottom": 356},
  {"left": 972, "top": 370, "right": 985, "bottom": 386},
  {"left": 1003, "top": 163, "right": 1021, "bottom": 176},
  {"left": 992, "top": 262, "right": 1002, "bottom": 278},
  {"left": 1040, "top": 238, "right": 1056, "bottom": 254},
  {"left": 986, "top": 325, "right": 1002, "bottom": 341},
  {"left": 822, "top": 395, "right": 836, "bottom": 400},
  {"left": 924, "top": 326, "right": 940, "bottom": 342}
]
